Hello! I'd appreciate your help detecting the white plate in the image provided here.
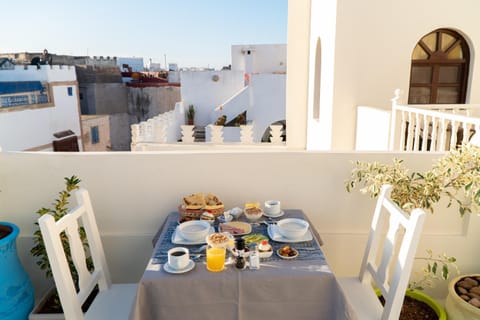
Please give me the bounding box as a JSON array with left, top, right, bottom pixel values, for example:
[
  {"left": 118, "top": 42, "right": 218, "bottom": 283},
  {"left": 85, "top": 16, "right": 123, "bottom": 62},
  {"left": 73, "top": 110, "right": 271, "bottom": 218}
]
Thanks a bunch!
[
  {"left": 218, "top": 221, "right": 252, "bottom": 235},
  {"left": 172, "top": 226, "right": 215, "bottom": 245},
  {"left": 163, "top": 259, "right": 195, "bottom": 274},
  {"left": 263, "top": 210, "right": 285, "bottom": 218},
  {"left": 267, "top": 224, "right": 313, "bottom": 243}
]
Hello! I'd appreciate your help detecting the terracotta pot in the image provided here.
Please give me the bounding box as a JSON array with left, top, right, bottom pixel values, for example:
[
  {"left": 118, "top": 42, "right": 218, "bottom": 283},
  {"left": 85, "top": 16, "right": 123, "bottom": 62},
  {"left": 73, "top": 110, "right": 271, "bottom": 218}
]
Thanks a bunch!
[{"left": 445, "top": 274, "right": 480, "bottom": 320}]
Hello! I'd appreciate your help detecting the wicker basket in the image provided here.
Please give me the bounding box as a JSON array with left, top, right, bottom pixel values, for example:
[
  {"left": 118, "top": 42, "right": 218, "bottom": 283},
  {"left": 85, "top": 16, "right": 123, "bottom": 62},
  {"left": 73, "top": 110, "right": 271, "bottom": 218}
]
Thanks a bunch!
[{"left": 178, "top": 205, "right": 225, "bottom": 219}]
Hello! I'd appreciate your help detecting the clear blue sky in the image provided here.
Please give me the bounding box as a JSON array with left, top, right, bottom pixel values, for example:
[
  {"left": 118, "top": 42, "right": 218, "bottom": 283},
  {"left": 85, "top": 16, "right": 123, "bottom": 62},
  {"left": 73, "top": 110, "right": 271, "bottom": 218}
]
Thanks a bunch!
[{"left": 2, "top": 0, "right": 288, "bottom": 70}]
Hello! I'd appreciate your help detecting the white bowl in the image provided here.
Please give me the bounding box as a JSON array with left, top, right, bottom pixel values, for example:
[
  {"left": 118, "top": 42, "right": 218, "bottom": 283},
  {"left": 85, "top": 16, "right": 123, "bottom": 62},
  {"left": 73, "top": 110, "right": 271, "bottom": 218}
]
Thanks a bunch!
[
  {"left": 244, "top": 207, "right": 263, "bottom": 221},
  {"left": 276, "top": 218, "right": 309, "bottom": 239},
  {"left": 177, "top": 220, "right": 211, "bottom": 242}
]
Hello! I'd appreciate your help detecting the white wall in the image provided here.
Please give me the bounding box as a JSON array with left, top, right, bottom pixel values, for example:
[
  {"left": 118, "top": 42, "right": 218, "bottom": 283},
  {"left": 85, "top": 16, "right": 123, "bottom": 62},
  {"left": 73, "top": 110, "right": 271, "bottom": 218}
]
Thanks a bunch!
[
  {"left": 0, "top": 66, "right": 82, "bottom": 151},
  {"left": 355, "top": 106, "right": 391, "bottom": 150},
  {"left": 231, "top": 44, "right": 287, "bottom": 74},
  {"left": 249, "top": 73, "right": 286, "bottom": 141},
  {"left": 1, "top": 150, "right": 479, "bottom": 302},
  {"left": 180, "top": 70, "right": 244, "bottom": 126},
  {"left": 305, "top": 0, "right": 480, "bottom": 151},
  {"left": 117, "top": 57, "right": 144, "bottom": 72}
]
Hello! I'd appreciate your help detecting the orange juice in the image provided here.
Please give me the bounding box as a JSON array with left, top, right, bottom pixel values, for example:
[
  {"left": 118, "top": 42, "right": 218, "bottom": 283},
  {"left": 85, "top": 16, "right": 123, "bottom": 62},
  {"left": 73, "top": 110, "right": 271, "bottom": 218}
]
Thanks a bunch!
[{"left": 206, "top": 247, "right": 226, "bottom": 272}]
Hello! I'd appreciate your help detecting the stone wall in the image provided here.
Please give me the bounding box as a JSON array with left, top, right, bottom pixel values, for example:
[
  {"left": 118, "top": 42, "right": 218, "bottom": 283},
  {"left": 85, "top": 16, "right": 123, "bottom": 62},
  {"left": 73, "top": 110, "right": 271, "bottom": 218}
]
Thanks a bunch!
[{"left": 127, "top": 86, "right": 180, "bottom": 122}]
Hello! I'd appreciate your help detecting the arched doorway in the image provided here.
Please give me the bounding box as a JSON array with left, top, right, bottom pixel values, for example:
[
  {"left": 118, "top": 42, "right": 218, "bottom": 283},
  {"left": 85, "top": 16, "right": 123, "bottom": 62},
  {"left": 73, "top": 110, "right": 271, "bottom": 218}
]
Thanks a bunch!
[{"left": 408, "top": 29, "right": 470, "bottom": 104}]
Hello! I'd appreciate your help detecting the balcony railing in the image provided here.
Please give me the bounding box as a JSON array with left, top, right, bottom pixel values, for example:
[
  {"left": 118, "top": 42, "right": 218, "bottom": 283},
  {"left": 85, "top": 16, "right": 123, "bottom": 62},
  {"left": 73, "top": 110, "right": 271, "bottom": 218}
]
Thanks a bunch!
[
  {"left": 389, "top": 90, "right": 480, "bottom": 151},
  {"left": 130, "top": 104, "right": 285, "bottom": 150}
]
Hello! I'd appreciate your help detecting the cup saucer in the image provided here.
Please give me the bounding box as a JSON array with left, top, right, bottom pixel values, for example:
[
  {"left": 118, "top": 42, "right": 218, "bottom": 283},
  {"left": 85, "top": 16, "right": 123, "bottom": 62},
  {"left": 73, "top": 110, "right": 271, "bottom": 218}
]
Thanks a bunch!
[
  {"left": 163, "top": 259, "right": 195, "bottom": 274},
  {"left": 263, "top": 210, "right": 285, "bottom": 218}
]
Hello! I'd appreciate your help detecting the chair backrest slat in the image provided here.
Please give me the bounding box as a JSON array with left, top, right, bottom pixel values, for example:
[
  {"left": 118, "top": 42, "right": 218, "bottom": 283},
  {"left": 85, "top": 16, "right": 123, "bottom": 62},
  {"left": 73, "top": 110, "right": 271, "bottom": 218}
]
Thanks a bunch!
[
  {"left": 38, "top": 188, "right": 111, "bottom": 320},
  {"left": 358, "top": 185, "right": 426, "bottom": 320}
]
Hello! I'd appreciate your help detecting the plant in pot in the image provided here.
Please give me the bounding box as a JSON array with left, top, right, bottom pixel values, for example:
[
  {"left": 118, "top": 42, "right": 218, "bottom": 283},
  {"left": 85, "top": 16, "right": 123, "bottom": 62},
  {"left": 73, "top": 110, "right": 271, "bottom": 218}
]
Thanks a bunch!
[
  {"left": 346, "top": 143, "right": 480, "bottom": 319},
  {"left": 186, "top": 104, "right": 195, "bottom": 125},
  {"left": 0, "top": 221, "right": 35, "bottom": 320},
  {"left": 29, "top": 176, "right": 95, "bottom": 320}
]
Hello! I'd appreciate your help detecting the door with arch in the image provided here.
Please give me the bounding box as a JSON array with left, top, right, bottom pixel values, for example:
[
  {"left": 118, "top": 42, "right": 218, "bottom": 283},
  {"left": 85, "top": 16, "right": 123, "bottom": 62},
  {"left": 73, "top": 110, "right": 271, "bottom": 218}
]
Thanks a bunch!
[{"left": 408, "top": 29, "right": 470, "bottom": 104}]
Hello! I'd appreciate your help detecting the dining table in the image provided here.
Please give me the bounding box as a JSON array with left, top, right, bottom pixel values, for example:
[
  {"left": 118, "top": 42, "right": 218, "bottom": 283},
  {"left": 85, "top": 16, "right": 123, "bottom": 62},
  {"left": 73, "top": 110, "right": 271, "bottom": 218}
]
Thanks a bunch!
[{"left": 129, "top": 209, "right": 357, "bottom": 320}]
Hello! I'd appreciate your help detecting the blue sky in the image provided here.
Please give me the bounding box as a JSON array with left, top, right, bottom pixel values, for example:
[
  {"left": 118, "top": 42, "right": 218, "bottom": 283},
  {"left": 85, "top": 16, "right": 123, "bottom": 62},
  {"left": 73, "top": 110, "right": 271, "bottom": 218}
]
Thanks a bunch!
[{"left": 2, "top": 0, "right": 287, "bottom": 69}]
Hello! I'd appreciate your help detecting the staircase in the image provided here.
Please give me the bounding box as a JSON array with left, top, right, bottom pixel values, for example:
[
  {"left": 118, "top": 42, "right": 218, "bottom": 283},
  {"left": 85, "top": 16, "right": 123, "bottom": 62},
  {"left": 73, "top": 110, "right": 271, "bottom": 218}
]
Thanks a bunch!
[{"left": 193, "top": 126, "right": 206, "bottom": 142}]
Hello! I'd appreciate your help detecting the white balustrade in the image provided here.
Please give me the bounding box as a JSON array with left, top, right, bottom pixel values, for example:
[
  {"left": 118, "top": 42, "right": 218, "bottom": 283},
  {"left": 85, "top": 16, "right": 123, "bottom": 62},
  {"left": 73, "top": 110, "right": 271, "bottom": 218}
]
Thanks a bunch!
[
  {"left": 208, "top": 125, "right": 224, "bottom": 143},
  {"left": 269, "top": 125, "right": 284, "bottom": 144},
  {"left": 240, "top": 125, "right": 254, "bottom": 144},
  {"left": 131, "top": 124, "right": 140, "bottom": 146},
  {"left": 390, "top": 90, "right": 480, "bottom": 151},
  {"left": 181, "top": 125, "right": 195, "bottom": 143}
]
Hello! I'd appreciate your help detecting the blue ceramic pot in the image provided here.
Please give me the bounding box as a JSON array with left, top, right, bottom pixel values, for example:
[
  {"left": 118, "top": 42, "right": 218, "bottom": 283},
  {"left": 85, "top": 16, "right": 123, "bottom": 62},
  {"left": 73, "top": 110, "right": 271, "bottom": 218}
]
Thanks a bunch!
[{"left": 0, "top": 222, "right": 34, "bottom": 320}]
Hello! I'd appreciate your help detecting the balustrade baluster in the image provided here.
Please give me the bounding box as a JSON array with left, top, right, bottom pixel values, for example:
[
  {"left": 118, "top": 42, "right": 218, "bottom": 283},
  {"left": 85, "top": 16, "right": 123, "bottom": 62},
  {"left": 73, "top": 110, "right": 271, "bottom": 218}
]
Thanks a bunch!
[{"left": 430, "top": 117, "right": 438, "bottom": 151}]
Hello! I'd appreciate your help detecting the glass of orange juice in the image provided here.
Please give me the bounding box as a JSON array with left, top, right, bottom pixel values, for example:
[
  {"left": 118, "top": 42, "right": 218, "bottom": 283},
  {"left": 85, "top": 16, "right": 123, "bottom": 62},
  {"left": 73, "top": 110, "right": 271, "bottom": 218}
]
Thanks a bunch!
[{"left": 206, "top": 245, "right": 226, "bottom": 272}]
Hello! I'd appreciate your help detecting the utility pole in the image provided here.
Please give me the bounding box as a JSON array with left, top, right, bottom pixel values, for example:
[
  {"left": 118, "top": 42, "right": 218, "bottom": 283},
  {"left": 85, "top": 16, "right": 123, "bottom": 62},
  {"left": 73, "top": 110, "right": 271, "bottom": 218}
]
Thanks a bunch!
[{"left": 164, "top": 54, "right": 167, "bottom": 71}]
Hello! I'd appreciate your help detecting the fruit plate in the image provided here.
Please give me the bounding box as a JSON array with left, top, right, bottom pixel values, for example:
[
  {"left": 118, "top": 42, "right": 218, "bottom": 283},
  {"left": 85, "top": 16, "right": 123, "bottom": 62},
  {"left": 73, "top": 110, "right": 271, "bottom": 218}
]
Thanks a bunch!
[{"left": 276, "top": 247, "right": 298, "bottom": 260}]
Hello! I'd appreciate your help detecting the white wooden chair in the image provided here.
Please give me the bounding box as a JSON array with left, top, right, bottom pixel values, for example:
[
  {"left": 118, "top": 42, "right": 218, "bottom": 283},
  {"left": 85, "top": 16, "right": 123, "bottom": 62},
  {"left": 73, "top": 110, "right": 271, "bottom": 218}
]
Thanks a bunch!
[
  {"left": 338, "top": 185, "right": 427, "bottom": 320},
  {"left": 38, "top": 188, "right": 137, "bottom": 320}
]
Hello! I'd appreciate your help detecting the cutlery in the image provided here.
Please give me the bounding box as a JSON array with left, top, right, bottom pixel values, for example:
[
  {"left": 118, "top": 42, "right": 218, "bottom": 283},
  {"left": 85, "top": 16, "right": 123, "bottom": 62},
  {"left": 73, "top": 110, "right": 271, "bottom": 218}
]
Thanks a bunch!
[
  {"left": 295, "top": 247, "right": 318, "bottom": 251},
  {"left": 191, "top": 244, "right": 207, "bottom": 253}
]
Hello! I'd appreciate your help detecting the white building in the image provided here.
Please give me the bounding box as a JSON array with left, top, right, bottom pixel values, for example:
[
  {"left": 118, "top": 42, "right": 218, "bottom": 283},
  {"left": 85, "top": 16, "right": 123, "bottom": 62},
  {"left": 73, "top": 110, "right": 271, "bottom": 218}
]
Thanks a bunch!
[
  {"left": 0, "top": 65, "right": 83, "bottom": 151},
  {"left": 160, "top": 44, "right": 286, "bottom": 143},
  {"left": 117, "top": 57, "right": 144, "bottom": 72},
  {"left": 300, "top": 0, "right": 480, "bottom": 151}
]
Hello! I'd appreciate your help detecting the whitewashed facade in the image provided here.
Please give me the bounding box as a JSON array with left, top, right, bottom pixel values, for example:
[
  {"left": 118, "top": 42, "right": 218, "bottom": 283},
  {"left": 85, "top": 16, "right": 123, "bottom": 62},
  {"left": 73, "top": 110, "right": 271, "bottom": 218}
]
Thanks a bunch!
[
  {"left": 138, "top": 44, "right": 287, "bottom": 145},
  {"left": 117, "top": 57, "right": 144, "bottom": 72},
  {"left": 0, "top": 65, "right": 82, "bottom": 151},
  {"left": 302, "top": 0, "right": 480, "bottom": 151}
]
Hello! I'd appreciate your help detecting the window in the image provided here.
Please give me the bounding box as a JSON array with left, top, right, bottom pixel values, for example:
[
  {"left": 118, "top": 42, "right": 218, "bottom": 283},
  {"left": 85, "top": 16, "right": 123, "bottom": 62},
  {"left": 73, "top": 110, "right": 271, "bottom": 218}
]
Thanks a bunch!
[
  {"left": 408, "top": 29, "right": 470, "bottom": 104},
  {"left": 67, "top": 87, "right": 73, "bottom": 96},
  {"left": 0, "top": 81, "right": 51, "bottom": 109},
  {"left": 91, "top": 126, "right": 100, "bottom": 144}
]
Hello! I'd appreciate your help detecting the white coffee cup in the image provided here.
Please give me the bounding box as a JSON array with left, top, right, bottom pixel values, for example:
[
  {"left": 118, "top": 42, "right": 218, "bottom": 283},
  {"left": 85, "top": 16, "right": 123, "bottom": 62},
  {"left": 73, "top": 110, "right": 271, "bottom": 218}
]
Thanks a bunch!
[
  {"left": 168, "top": 247, "right": 190, "bottom": 270},
  {"left": 264, "top": 200, "right": 281, "bottom": 215}
]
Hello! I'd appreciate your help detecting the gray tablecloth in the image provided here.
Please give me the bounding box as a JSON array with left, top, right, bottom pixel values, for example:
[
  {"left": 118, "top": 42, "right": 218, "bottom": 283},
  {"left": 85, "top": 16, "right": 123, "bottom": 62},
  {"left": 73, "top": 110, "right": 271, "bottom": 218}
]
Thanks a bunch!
[{"left": 130, "top": 210, "right": 357, "bottom": 320}]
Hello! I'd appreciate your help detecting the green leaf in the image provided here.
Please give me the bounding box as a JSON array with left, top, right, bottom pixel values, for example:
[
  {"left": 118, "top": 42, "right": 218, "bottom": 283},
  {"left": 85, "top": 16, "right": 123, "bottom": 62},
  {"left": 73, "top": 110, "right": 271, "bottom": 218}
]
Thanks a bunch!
[
  {"left": 432, "top": 262, "right": 438, "bottom": 275},
  {"left": 442, "top": 264, "right": 449, "bottom": 280}
]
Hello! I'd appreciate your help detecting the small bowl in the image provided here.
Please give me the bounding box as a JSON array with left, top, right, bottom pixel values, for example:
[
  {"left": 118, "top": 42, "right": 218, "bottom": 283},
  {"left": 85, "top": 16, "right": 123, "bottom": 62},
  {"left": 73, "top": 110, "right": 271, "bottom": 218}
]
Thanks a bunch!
[
  {"left": 276, "top": 218, "right": 309, "bottom": 239},
  {"left": 276, "top": 247, "right": 298, "bottom": 260},
  {"left": 244, "top": 207, "right": 263, "bottom": 221},
  {"left": 206, "top": 232, "right": 234, "bottom": 248},
  {"left": 229, "top": 207, "right": 243, "bottom": 218},
  {"left": 177, "top": 220, "right": 211, "bottom": 242}
]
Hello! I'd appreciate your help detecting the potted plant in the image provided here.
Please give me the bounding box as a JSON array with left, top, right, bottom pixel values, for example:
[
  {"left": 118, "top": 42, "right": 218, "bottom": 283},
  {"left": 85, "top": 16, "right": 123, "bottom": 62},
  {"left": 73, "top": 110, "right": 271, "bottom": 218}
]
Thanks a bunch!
[
  {"left": 186, "top": 104, "right": 195, "bottom": 125},
  {"left": 346, "top": 143, "right": 480, "bottom": 319},
  {"left": 29, "top": 176, "right": 95, "bottom": 320}
]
